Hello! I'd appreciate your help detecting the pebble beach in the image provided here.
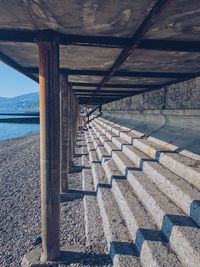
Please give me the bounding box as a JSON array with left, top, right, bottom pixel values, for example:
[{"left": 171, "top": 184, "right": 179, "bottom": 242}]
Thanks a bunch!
[{"left": 0, "top": 133, "right": 110, "bottom": 267}]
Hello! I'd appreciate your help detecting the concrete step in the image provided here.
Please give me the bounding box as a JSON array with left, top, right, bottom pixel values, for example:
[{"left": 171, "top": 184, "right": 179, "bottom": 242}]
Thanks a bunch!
[
  {"left": 106, "top": 147, "right": 200, "bottom": 265},
  {"left": 112, "top": 149, "right": 200, "bottom": 227},
  {"left": 85, "top": 133, "right": 92, "bottom": 144},
  {"left": 111, "top": 127, "right": 128, "bottom": 136},
  {"left": 93, "top": 138, "right": 103, "bottom": 149},
  {"left": 112, "top": 136, "right": 129, "bottom": 150},
  {"left": 94, "top": 123, "right": 131, "bottom": 153},
  {"left": 102, "top": 158, "right": 124, "bottom": 182},
  {"left": 96, "top": 146, "right": 111, "bottom": 163},
  {"left": 92, "top": 125, "right": 120, "bottom": 155},
  {"left": 119, "top": 144, "right": 200, "bottom": 226},
  {"left": 108, "top": 125, "right": 129, "bottom": 136},
  {"left": 94, "top": 120, "right": 119, "bottom": 140},
  {"left": 99, "top": 126, "right": 108, "bottom": 135},
  {"left": 122, "top": 144, "right": 153, "bottom": 168},
  {"left": 105, "top": 130, "right": 118, "bottom": 141},
  {"left": 126, "top": 169, "right": 200, "bottom": 267},
  {"left": 142, "top": 160, "right": 200, "bottom": 226},
  {"left": 99, "top": 134, "right": 110, "bottom": 146},
  {"left": 89, "top": 150, "right": 100, "bottom": 165},
  {"left": 91, "top": 162, "right": 109, "bottom": 190},
  {"left": 132, "top": 138, "right": 200, "bottom": 189},
  {"left": 102, "top": 159, "right": 182, "bottom": 267},
  {"left": 158, "top": 152, "right": 200, "bottom": 190},
  {"left": 89, "top": 119, "right": 200, "bottom": 266},
  {"left": 88, "top": 131, "right": 96, "bottom": 141},
  {"left": 112, "top": 150, "right": 138, "bottom": 175},
  {"left": 82, "top": 167, "right": 106, "bottom": 246},
  {"left": 104, "top": 141, "right": 120, "bottom": 156},
  {"left": 87, "top": 142, "right": 95, "bottom": 152},
  {"left": 120, "top": 130, "right": 143, "bottom": 143},
  {"left": 92, "top": 124, "right": 100, "bottom": 138},
  {"left": 97, "top": 118, "right": 200, "bottom": 191},
  {"left": 91, "top": 162, "right": 140, "bottom": 266},
  {"left": 96, "top": 118, "right": 143, "bottom": 138}
]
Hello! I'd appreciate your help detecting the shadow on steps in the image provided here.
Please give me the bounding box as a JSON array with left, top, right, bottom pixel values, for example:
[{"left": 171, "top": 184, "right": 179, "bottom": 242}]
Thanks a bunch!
[
  {"left": 58, "top": 250, "right": 111, "bottom": 266},
  {"left": 108, "top": 212, "right": 200, "bottom": 260}
]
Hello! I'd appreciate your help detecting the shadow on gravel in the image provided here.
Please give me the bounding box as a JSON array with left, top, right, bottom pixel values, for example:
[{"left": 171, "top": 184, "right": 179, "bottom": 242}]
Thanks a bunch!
[
  {"left": 69, "top": 166, "right": 85, "bottom": 173},
  {"left": 74, "top": 153, "right": 84, "bottom": 158},
  {"left": 68, "top": 189, "right": 96, "bottom": 196},
  {"left": 109, "top": 241, "right": 137, "bottom": 257},
  {"left": 60, "top": 189, "right": 96, "bottom": 203},
  {"left": 76, "top": 144, "right": 86, "bottom": 148},
  {"left": 59, "top": 250, "right": 111, "bottom": 266}
]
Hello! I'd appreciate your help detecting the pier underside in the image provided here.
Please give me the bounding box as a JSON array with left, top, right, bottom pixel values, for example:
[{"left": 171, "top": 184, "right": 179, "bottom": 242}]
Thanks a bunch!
[{"left": 0, "top": 1, "right": 200, "bottom": 266}]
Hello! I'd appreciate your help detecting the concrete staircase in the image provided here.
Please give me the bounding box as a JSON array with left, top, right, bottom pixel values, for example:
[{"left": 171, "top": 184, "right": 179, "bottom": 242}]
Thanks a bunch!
[{"left": 82, "top": 117, "right": 200, "bottom": 267}]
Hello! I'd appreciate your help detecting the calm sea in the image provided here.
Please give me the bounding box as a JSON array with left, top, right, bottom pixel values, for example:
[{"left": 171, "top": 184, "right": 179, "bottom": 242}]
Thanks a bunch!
[{"left": 0, "top": 110, "right": 40, "bottom": 141}]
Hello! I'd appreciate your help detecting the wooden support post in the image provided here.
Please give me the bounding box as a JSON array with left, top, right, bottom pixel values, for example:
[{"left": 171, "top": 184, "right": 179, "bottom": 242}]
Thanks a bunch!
[
  {"left": 38, "top": 41, "right": 60, "bottom": 262},
  {"left": 73, "top": 93, "right": 76, "bottom": 155},
  {"left": 74, "top": 100, "right": 78, "bottom": 142},
  {"left": 68, "top": 84, "right": 74, "bottom": 168},
  {"left": 75, "top": 99, "right": 79, "bottom": 142},
  {"left": 60, "top": 74, "right": 69, "bottom": 192}
]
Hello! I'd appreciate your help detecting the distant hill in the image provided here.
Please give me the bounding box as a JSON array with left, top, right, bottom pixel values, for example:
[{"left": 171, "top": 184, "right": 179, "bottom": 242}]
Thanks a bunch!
[{"left": 0, "top": 92, "right": 39, "bottom": 111}]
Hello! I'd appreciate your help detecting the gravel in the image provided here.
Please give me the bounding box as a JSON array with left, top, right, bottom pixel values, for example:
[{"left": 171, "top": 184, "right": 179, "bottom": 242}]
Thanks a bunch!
[{"left": 0, "top": 133, "right": 111, "bottom": 267}]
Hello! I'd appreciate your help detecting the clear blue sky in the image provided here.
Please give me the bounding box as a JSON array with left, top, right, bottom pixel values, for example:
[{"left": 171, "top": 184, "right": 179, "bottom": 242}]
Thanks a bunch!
[{"left": 0, "top": 62, "right": 38, "bottom": 98}]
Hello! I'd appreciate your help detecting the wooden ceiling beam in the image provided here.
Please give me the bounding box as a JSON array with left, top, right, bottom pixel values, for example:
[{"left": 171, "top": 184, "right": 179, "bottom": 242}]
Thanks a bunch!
[
  {"left": 73, "top": 89, "right": 143, "bottom": 94},
  {"left": 0, "top": 29, "right": 130, "bottom": 48},
  {"left": 21, "top": 67, "right": 199, "bottom": 79},
  {"left": 88, "top": 0, "right": 171, "bottom": 103},
  {"left": 71, "top": 82, "right": 159, "bottom": 89},
  {"left": 2, "top": 29, "right": 200, "bottom": 52},
  {"left": 0, "top": 51, "right": 39, "bottom": 83},
  {"left": 139, "top": 39, "right": 200, "bottom": 53}
]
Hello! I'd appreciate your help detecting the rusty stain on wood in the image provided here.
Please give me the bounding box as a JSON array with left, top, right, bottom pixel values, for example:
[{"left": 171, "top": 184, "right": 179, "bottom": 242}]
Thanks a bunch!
[{"left": 38, "top": 41, "right": 60, "bottom": 262}]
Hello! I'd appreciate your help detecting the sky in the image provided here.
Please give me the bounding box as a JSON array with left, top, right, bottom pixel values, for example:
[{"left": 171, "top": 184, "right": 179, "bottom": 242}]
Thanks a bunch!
[{"left": 0, "top": 62, "right": 39, "bottom": 98}]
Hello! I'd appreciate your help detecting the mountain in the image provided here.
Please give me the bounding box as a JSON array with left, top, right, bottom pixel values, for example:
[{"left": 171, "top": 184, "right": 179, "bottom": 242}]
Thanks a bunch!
[{"left": 0, "top": 92, "right": 39, "bottom": 111}]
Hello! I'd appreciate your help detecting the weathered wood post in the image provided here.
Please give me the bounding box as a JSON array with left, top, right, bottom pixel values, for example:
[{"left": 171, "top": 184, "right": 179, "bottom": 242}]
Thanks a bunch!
[
  {"left": 68, "top": 84, "right": 74, "bottom": 168},
  {"left": 60, "top": 74, "right": 69, "bottom": 192},
  {"left": 72, "top": 93, "right": 76, "bottom": 155},
  {"left": 38, "top": 41, "right": 60, "bottom": 262},
  {"left": 74, "top": 99, "right": 78, "bottom": 146},
  {"left": 75, "top": 98, "right": 79, "bottom": 146}
]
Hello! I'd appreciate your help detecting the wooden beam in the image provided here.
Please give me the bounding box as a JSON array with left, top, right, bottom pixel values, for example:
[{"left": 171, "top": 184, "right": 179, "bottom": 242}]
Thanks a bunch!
[
  {"left": 75, "top": 93, "right": 134, "bottom": 97},
  {"left": 0, "top": 29, "right": 130, "bottom": 48},
  {"left": 21, "top": 67, "right": 199, "bottom": 79},
  {"left": 0, "top": 51, "right": 38, "bottom": 83},
  {"left": 2, "top": 29, "right": 200, "bottom": 52},
  {"left": 139, "top": 39, "right": 200, "bottom": 53},
  {"left": 71, "top": 82, "right": 159, "bottom": 89},
  {"left": 38, "top": 41, "right": 60, "bottom": 261},
  {"left": 78, "top": 99, "right": 111, "bottom": 105},
  {"left": 88, "top": 0, "right": 170, "bottom": 102}
]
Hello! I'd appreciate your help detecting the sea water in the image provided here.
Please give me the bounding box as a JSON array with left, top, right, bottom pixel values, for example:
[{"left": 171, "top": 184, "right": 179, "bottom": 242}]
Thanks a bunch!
[{"left": 0, "top": 110, "right": 40, "bottom": 141}]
